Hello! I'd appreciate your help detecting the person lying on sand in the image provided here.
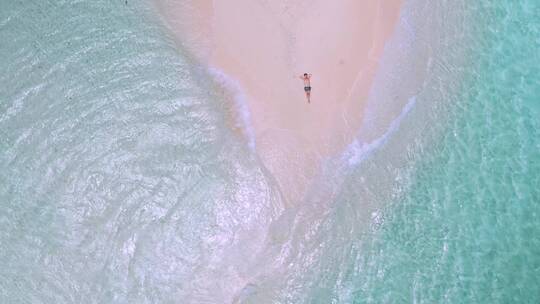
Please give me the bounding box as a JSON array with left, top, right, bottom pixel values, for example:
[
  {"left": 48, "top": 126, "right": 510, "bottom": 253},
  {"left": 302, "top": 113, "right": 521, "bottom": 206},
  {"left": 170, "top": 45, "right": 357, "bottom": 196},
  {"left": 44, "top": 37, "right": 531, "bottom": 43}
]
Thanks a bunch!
[{"left": 300, "top": 73, "right": 312, "bottom": 103}]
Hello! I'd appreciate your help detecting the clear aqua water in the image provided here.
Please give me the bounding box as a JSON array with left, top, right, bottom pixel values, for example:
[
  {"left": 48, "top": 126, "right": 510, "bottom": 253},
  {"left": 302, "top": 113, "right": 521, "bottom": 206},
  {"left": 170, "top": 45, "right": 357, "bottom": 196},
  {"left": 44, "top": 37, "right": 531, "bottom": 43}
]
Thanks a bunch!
[
  {"left": 1, "top": 0, "right": 539, "bottom": 303},
  {"left": 345, "top": 1, "right": 540, "bottom": 303},
  {"left": 1, "top": 1, "right": 281, "bottom": 302}
]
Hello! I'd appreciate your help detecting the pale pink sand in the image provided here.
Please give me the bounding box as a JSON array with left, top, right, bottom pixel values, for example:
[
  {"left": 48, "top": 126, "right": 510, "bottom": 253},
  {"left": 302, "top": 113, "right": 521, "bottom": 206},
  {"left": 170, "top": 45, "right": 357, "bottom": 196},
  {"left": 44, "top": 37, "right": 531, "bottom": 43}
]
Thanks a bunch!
[{"left": 156, "top": 0, "right": 402, "bottom": 203}]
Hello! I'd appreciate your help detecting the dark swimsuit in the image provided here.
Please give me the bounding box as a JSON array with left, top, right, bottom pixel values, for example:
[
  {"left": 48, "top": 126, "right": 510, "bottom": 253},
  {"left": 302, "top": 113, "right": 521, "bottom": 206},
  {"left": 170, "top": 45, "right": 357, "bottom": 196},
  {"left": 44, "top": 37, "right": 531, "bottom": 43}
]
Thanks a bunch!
[{"left": 304, "top": 86, "right": 311, "bottom": 92}]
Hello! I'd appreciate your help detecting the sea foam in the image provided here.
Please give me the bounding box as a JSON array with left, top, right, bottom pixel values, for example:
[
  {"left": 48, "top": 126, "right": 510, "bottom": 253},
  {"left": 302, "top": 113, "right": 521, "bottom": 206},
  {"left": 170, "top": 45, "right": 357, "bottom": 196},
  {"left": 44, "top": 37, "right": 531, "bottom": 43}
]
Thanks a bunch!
[
  {"left": 207, "top": 67, "right": 257, "bottom": 151},
  {"left": 342, "top": 96, "right": 416, "bottom": 166}
]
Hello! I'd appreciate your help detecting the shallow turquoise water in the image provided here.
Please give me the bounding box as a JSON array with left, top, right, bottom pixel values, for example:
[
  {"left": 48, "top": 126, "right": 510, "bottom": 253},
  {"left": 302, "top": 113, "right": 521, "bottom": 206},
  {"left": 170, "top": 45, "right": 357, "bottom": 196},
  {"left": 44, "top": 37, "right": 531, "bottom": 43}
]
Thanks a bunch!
[
  {"left": 345, "top": 1, "right": 540, "bottom": 303},
  {"left": 1, "top": 0, "right": 539, "bottom": 303},
  {"left": 0, "top": 1, "right": 280, "bottom": 302}
]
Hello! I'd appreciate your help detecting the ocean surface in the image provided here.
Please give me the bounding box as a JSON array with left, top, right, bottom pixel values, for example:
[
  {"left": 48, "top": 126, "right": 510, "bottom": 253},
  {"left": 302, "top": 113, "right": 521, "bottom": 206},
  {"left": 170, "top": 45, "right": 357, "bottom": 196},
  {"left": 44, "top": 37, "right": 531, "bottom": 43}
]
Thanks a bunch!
[{"left": 1, "top": 0, "right": 539, "bottom": 303}]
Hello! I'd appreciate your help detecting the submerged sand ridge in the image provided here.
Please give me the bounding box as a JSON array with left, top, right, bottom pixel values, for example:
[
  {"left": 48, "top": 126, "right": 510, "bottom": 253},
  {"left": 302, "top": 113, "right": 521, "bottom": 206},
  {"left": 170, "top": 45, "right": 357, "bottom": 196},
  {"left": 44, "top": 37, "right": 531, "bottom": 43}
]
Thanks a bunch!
[{"left": 156, "top": 0, "right": 402, "bottom": 203}]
